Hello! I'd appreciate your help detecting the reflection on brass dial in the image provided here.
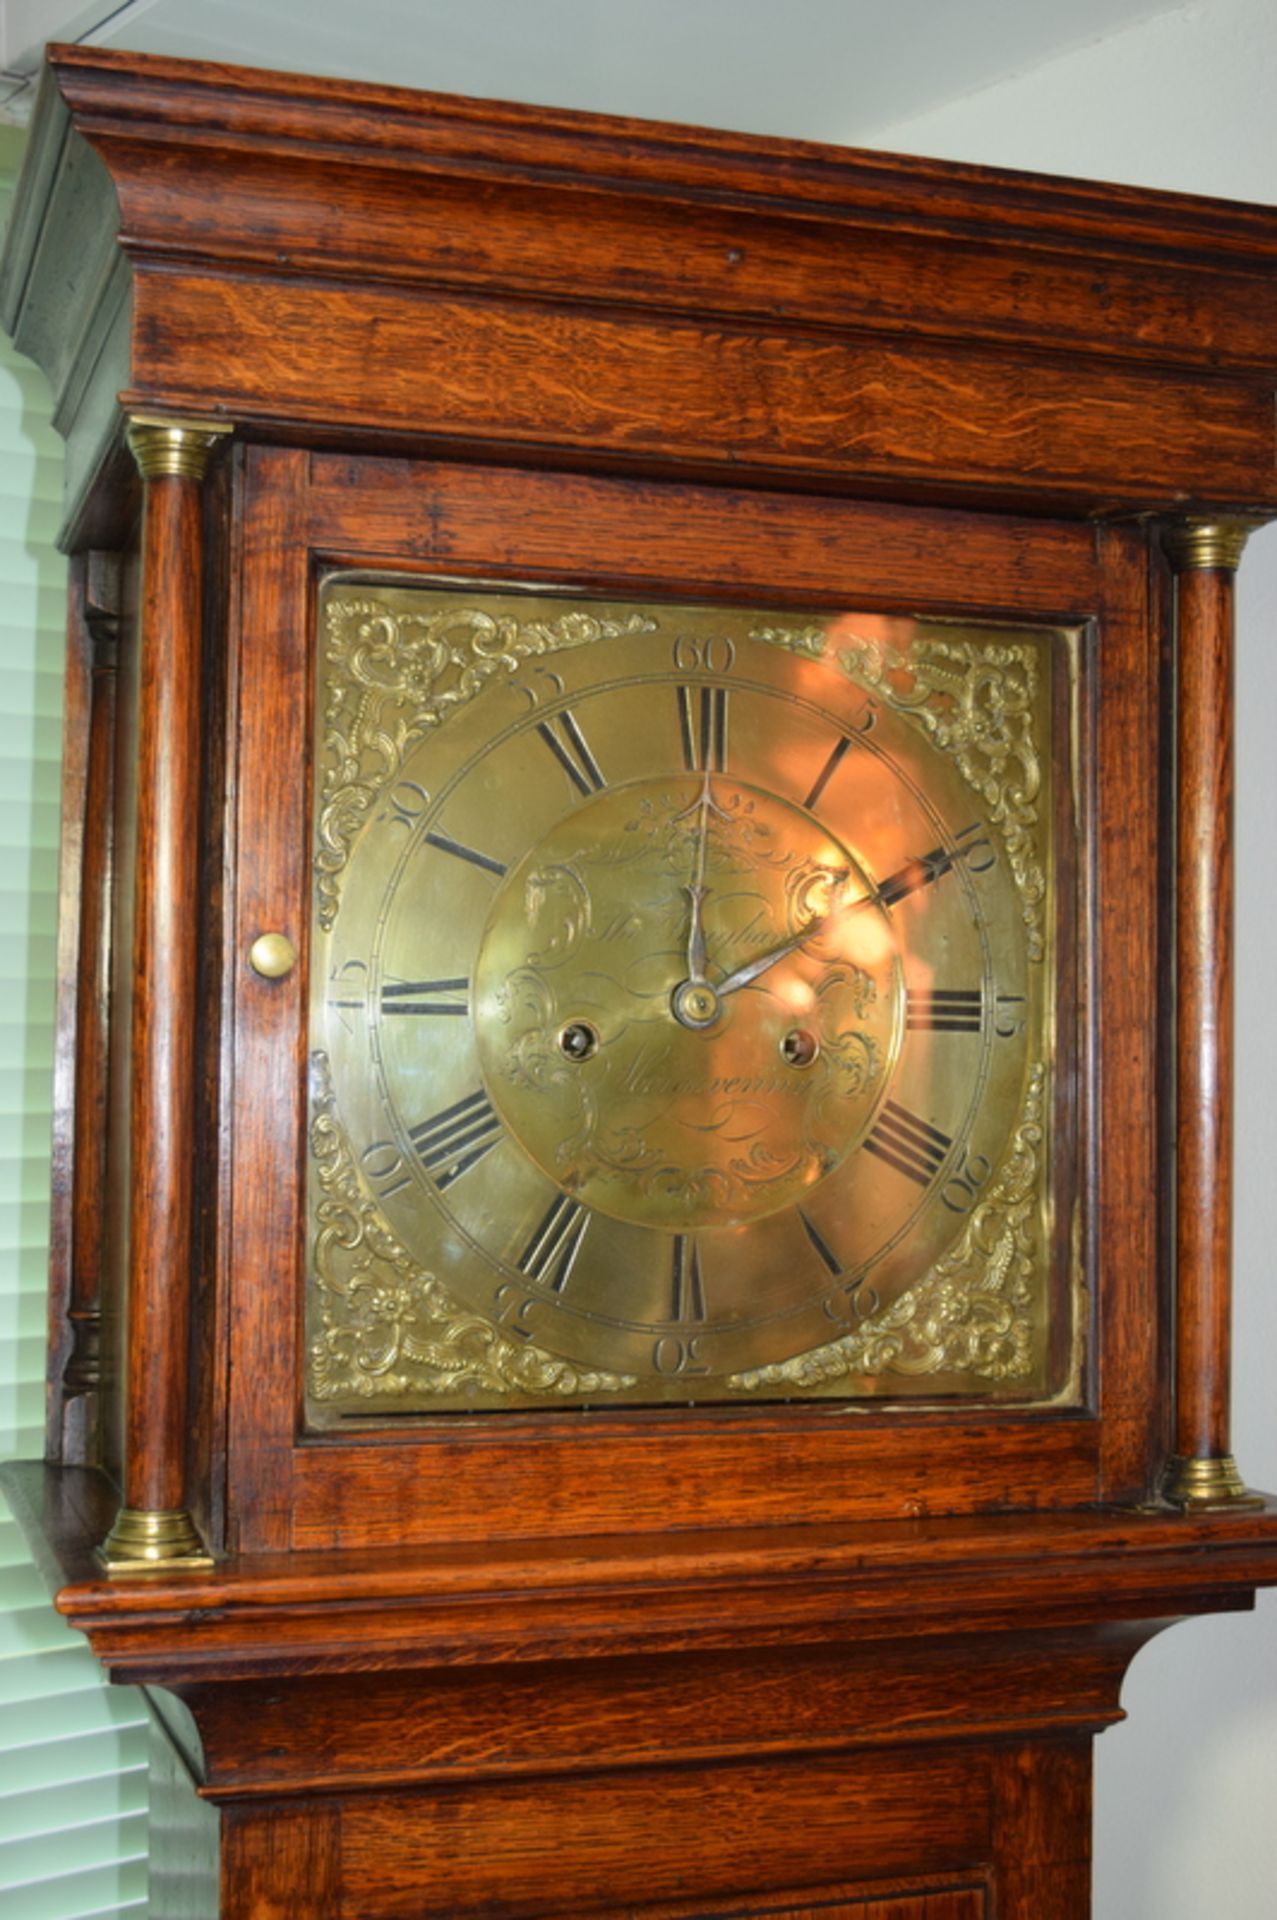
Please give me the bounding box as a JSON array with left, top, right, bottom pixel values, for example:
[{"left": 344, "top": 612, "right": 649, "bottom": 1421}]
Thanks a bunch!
[
  {"left": 307, "top": 582, "right": 1069, "bottom": 1415},
  {"left": 473, "top": 776, "right": 900, "bottom": 1230}
]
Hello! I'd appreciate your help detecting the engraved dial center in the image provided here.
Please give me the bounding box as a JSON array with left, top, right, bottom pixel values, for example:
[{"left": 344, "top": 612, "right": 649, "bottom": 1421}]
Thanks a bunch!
[{"left": 473, "top": 775, "right": 903, "bottom": 1230}]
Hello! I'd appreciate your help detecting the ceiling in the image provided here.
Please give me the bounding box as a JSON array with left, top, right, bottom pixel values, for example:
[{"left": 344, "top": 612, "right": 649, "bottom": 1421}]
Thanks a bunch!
[{"left": 2, "top": 0, "right": 1186, "bottom": 140}]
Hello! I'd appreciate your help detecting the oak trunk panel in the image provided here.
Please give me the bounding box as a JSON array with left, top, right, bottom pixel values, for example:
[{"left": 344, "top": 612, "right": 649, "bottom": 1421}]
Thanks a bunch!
[
  {"left": 597, "top": 1894, "right": 989, "bottom": 1920},
  {"left": 335, "top": 1751, "right": 989, "bottom": 1918},
  {"left": 219, "top": 1803, "right": 343, "bottom": 1920}
]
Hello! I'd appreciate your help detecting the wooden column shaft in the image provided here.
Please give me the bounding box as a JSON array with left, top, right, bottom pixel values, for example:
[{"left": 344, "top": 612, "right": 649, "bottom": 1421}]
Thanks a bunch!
[
  {"left": 1175, "top": 565, "right": 1233, "bottom": 1462},
  {"left": 123, "top": 466, "right": 204, "bottom": 1513},
  {"left": 100, "top": 417, "right": 229, "bottom": 1569},
  {"left": 1163, "top": 517, "right": 1263, "bottom": 1509}
]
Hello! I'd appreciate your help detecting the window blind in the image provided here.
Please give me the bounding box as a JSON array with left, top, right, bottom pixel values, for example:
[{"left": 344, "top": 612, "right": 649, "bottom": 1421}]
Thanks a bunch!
[{"left": 0, "top": 125, "right": 149, "bottom": 1920}]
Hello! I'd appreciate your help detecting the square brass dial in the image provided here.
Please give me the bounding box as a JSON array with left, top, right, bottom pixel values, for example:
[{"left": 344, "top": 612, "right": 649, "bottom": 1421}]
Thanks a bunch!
[{"left": 305, "top": 580, "right": 1078, "bottom": 1419}]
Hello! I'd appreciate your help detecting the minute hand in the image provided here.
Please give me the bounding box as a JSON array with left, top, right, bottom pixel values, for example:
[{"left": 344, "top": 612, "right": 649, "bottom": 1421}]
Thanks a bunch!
[{"left": 716, "top": 920, "right": 826, "bottom": 998}]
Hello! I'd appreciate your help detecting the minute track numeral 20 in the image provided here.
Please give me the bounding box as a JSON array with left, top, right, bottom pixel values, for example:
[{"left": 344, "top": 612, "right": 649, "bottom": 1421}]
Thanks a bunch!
[
  {"left": 408, "top": 1090, "right": 503, "bottom": 1190},
  {"left": 517, "top": 1195, "right": 590, "bottom": 1292},
  {"left": 536, "top": 709, "right": 607, "bottom": 797},
  {"left": 380, "top": 977, "right": 469, "bottom": 1017},
  {"left": 863, "top": 1101, "right": 953, "bottom": 1187},
  {"left": 678, "top": 686, "right": 728, "bottom": 772},
  {"left": 905, "top": 987, "right": 983, "bottom": 1033}
]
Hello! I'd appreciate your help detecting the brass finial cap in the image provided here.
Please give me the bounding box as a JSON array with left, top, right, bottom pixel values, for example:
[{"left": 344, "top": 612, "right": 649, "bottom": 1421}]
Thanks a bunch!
[
  {"left": 127, "top": 415, "right": 233, "bottom": 482},
  {"left": 1162, "top": 517, "right": 1265, "bottom": 575}
]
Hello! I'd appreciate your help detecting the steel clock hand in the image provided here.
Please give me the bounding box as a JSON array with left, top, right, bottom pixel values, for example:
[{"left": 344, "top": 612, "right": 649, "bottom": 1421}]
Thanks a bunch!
[
  {"left": 715, "top": 925, "right": 815, "bottom": 997},
  {"left": 682, "top": 772, "right": 716, "bottom": 986},
  {"left": 715, "top": 869, "right": 857, "bottom": 998},
  {"left": 684, "top": 882, "right": 708, "bottom": 985}
]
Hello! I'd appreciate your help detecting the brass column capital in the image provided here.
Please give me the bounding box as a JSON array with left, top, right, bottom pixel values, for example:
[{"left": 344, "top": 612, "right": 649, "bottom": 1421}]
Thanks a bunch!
[
  {"left": 126, "top": 414, "right": 233, "bottom": 482},
  {"left": 1162, "top": 516, "right": 1266, "bottom": 575}
]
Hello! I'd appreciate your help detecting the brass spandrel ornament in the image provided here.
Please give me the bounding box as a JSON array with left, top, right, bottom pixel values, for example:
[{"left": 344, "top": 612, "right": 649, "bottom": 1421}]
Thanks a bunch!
[{"left": 306, "top": 581, "right": 1074, "bottom": 1416}]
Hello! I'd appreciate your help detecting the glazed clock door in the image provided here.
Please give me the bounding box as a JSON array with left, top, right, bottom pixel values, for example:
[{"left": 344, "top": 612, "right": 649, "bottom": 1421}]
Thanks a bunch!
[{"left": 220, "top": 448, "right": 1161, "bottom": 1557}]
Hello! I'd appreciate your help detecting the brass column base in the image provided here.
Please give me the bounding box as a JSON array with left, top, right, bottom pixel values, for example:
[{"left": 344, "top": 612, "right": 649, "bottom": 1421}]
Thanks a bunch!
[
  {"left": 97, "top": 1505, "right": 214, "bottom": 1572},
  {"left": 1161, "top": 1454, "right": 1266, "bottom": 1512}
]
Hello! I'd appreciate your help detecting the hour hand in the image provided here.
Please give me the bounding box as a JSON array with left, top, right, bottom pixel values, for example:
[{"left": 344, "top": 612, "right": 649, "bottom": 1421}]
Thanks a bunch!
[
  {"left": 684, "top": 881, "right": 709, "bottom": 985},
  {"left": 682, "top": 771, "right": 719, "bottom": 985}
]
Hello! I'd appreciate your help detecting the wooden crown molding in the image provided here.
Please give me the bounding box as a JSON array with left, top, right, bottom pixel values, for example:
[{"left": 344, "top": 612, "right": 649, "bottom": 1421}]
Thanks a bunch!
[{"left": 4, "top": 44, "right": 1277, "bottom": 551}]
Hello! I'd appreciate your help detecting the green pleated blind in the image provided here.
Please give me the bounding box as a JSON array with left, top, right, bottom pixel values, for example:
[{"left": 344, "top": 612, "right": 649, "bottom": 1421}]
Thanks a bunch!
[{"left": 0, "top": 126, "right": 149, "bottom": 1920}]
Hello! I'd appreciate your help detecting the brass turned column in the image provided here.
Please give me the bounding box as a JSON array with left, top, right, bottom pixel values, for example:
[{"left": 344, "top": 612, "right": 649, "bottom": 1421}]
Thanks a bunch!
[
  {"left": 99, "top": 416, "right": 231, "bottom": 1570},
  {"left": 1161, "top": 517, "right": 1265, "bottom": 1509}
]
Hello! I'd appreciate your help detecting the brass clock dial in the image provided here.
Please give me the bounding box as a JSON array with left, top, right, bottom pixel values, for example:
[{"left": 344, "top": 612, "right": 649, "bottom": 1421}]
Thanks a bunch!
[
  {"left": 307, "top": 584, "right": 1071, "bottom": 1415},
  {"left": 471, "top": 773, "right": 902, "bottom": 1232}
]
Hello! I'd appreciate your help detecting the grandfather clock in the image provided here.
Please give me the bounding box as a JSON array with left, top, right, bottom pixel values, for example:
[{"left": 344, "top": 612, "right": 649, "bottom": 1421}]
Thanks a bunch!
[{"left": 4, "top": 43, "right": 1277, "bottom": 1920}]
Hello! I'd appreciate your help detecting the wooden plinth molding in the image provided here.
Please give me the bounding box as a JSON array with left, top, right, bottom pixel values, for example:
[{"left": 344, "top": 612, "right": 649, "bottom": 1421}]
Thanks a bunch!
[
  {"left": 98, "top": 415, "right": 231, "bottom": 1572},
  {"left": 1161, "top": 515, "right": 1268, "bottom": 1510}
]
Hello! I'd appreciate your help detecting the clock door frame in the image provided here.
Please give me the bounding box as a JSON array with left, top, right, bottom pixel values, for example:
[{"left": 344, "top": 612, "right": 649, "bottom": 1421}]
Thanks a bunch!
[{"left": 208, "top": 443, "right": 1160, "bottom": 1557}]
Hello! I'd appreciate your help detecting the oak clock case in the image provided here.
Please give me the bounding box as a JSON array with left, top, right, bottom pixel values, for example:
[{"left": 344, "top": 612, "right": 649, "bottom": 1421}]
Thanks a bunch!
[
  {"left": 11, "top": 44, "right": 1277, "bottom": 1920},
  {"left": 307, "top": 579, "right": 1076, "bottom": 1420}
]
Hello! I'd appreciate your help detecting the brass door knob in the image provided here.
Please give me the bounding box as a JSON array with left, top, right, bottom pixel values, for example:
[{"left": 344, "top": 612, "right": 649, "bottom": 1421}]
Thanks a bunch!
[{"left": 249, "top": 932, "right": 297, "bottom": 978}]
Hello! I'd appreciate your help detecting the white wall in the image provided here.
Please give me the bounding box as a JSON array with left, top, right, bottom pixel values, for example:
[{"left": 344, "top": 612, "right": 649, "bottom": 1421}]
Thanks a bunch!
[{"left": 878, "top": 4, "right": 1277, "bottom": 1915}]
